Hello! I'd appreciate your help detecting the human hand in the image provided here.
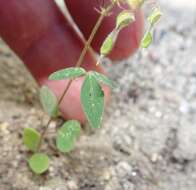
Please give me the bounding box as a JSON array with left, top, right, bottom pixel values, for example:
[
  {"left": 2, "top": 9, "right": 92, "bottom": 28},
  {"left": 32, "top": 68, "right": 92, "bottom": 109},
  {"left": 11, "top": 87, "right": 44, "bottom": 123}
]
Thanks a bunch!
[{"left": 0, "top": 0, "right": 143, "bottom": 123}]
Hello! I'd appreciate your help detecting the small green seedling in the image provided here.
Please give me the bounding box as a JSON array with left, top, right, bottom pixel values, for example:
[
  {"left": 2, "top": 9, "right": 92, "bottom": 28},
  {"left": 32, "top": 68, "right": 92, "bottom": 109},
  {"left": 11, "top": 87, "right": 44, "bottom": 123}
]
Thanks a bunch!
[{"left": 22, "top": 0, "right": 162, "bottom": 174}]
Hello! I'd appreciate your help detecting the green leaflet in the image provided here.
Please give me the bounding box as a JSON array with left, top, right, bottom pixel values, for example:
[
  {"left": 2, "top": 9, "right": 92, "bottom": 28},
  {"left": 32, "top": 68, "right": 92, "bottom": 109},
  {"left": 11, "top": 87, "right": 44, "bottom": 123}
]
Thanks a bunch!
[
  {"left": 81, "top": 73, "right": 104, "bottom": 129},
  {"left": 23, "top": 128, "right": 41, "bottom": 152},
  {"left": 91, "top": 71, "right": 116, "bottom": 89},
  {"left": 116, "top": 10, "right": 135, "bottom": 29},
  {"left": 40, "top": 86, "right": 58, "bottom": 117},
  {"left": 148, "top": 8, "right": 162, "bottom": 25},
  {"left": 49, "top": 67, "right": 86, "bottom": 80},
  {"left": 140, "top": 8, "right": 162, "bottom": 49},
  {"left": 141, "top": 31, "right": 153, "bottom": 48},
  {"left": 56, "top": 120, "right": 81, "bottom": 153},
  {"left": 28, "top": 153, "right": 49, "bottom": 174},
  {"left": 100, "top": 30, "right": 118, "bottom": 56}
]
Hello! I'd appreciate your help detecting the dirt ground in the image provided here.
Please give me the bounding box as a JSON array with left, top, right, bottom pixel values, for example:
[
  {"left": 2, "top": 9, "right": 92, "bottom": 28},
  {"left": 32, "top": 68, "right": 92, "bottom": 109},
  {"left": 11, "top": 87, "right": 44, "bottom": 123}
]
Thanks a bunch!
[{"left": 1, "top": 1, "right": 196, "bottom": 190}]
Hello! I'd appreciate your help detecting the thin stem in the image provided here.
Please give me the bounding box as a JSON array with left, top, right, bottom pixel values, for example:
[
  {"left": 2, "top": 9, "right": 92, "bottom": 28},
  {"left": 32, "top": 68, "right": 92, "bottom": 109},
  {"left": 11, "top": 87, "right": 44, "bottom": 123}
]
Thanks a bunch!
[
  {"left": 36, "top": 80, "right": 73, "bottom": 151},
  {"left": 37, "top": 117, "right": 52, "bottom": 152},
  {"left": 36, "top": 1, "right": 116, "bottom": 152},
  {"left": 75, "top": 3, "right": 114, "bottom": 67}
]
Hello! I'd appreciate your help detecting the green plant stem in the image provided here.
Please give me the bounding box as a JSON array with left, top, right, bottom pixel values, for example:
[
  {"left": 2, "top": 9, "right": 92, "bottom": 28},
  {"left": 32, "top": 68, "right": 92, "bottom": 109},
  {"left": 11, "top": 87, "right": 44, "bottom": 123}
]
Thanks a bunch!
[
  {"left": 36, "top": 1, "right": 116, "bottom": 152},
  {"left": 37, "top": 80, "right": 73, "bottom": 152}
]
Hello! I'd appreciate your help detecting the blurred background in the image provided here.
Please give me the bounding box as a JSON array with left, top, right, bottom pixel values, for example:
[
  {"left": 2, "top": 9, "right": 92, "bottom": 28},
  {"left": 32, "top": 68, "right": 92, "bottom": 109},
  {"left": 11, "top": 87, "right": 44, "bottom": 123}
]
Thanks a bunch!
[{"left": 0, "top": 0, "right": 196, "bottom": 189}]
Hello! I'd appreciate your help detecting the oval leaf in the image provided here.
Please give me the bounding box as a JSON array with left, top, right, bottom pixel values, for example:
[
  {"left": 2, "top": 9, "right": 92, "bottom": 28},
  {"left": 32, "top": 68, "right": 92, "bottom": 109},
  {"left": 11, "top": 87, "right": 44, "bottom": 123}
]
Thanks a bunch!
[
  {"left": 23, "top": 128, "right": 41, "bottom": 152},
  {"left": 40, "top": 86, "right": 58, "bottom": 117},
  {"left": 81, "top": 74, "right": 104, "bottom": 129},
  {"left": 29, "top": 153, "right": 49, "bottom": 174},
  {"left": 56, "top": 120, "right": 81, "bottom": 153},
  {"left": 91, "top": 71, "right": 116, "bottom": 89},
  {"left": 49, "top": 67, "right": 86, "bottom": 80},
  {"left": 148, "top": 8, "right": 162, "bottom": 25},
  {"left": 116, "top": 11, "right": 135, "bottom": 29},
  {"left": 141, "top": 32, "right": 153, "bottom": 48},
  {"left": 100, "top": 30, "right": 118, "bottom": 56}
]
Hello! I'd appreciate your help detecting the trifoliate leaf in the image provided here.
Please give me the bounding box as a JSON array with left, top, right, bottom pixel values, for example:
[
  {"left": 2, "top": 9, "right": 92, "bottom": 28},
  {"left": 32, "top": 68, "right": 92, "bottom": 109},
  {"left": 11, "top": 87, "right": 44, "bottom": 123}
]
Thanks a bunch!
[
  {"left": 148, "top": 8, "right": 162, "bottom": 25},
  {"left": 141, "top": 31, "right": 153, "bottom": 48},
  {"left": 56, "top": 120, "right": 81, "bottom": 153},
  {"left": 28, "top": 153, "right": 49, "bottom": 174},
  {"left": 23, "top": 128, "right": 41, "bottom": 152},
  {"left": 40, "top": 86, "right": 58, "bottom": 117},
  {"left": 49, "top": 67, "right": 86, "bottom": 80},
  {"left": 81, "top": 73, "right": 104, "bottom": 129},
  {"left": 116, "top": 11, "right": 135, "bottom": 29},
  {"left": 91, "top": 71, "right": 116, "bottom": 89}
]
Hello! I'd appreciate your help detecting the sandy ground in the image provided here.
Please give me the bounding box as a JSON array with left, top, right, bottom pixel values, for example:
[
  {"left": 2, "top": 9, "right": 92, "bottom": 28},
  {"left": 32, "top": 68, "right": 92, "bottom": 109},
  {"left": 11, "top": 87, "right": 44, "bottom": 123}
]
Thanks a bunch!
[{"left": 1, "top": 1, "right": 196, "bottom": 190}]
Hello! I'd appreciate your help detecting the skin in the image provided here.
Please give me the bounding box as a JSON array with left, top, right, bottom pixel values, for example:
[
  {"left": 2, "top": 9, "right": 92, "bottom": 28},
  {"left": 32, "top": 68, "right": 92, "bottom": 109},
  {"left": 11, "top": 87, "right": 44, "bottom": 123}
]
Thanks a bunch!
[
  {"left": 65, "top": 0, "right": 144, "bottom": 60},
  {"left": 0, "top": 0, "right": 143, "bottom": 123}
]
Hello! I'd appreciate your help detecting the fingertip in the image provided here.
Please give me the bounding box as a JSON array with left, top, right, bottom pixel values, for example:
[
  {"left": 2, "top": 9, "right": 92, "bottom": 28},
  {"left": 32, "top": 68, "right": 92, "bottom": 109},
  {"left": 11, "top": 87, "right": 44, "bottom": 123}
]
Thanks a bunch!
[{"left": 42, "top": 78, "right": 86, "bottom": 123}]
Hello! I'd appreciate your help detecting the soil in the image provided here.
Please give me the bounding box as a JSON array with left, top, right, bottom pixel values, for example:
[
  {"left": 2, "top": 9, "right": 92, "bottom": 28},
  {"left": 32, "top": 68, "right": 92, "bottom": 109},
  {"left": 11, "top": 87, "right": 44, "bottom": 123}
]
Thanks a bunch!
[{"left": 1, "top": 1, "right": 196, "bottom": 190}]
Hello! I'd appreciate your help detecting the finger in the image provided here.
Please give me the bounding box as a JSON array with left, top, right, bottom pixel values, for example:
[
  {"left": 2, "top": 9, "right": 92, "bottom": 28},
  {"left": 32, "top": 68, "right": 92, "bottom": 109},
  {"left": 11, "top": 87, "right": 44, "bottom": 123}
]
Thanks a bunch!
[
  {"left": 43, "top": 78, "right": 110, "bottom": 123},
  {"left": 65, "top": 0, "right": 144, "bottom": 60},
  {"left": 0, "top": 0, "right": 109, "bottom": 123},
  {"left": 0, "top": 0, "right": 101, "bottom": 78}
]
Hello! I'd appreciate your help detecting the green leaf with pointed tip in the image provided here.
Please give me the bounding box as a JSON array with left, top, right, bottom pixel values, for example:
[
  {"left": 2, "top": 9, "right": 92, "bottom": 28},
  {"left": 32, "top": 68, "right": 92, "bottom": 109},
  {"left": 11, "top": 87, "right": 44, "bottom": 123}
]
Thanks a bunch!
[
  {"left": 116, "top": 11, "right": 135, "bottom": 29},
  {"left": 49, "top": 67, "right": 86, "bottom": 80},
  {"left": 91, "top": 71, "right": 116, "bottom": 89},
  {"left": 40, "top": 86, "right": 58, "bottom": 117},
  {"left": 100, "top": 30, "right": 118, "bottom": 56},
  {"left": 100, "top": 33, "right": 114, "bottom": 56},
  {"left": 56, "top": 120, "right": 81, "bottom": 153},
  {"left": 29, "top": 153, "right": 49, "bottom": 174},
  {"left": 148, "top": 8, "right": 162, "bottom": 25},
  {"left": 23, "top": 128, "right": 41, "bottom": 152},
  {"left": 141, "top": 32, "right": 153, "bottom": 48},
  {"left": 81, "top": 73, "right": 104, "bottom": 129}
]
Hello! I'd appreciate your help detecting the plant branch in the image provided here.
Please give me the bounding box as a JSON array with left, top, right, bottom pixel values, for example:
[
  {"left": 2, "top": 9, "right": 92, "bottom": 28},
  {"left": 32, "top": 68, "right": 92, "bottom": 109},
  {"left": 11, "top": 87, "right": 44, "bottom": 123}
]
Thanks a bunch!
[
  {"left": 36, "top": 80, "right": 73, "bottom": 152},
  {"left": 36, "top": 1, "right": 117, "bottom": 152}
]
